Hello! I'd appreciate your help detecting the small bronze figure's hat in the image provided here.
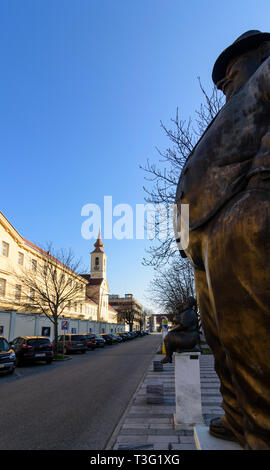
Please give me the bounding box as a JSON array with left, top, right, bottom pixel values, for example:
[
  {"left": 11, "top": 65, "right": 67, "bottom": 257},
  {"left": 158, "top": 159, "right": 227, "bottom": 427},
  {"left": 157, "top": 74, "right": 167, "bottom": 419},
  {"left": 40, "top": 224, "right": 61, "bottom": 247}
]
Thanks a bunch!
[{"left": 212, "top": 30, "right": 270, "bottom": 85}]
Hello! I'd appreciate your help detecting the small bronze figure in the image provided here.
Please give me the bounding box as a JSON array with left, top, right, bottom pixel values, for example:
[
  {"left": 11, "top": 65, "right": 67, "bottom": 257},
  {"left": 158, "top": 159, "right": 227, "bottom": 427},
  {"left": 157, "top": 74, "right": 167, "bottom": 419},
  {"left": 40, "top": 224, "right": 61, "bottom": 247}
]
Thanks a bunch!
[
  {"left": 161, "top": 297, "right": 200, "bottom": 364},
  {"left": 176, "top": 30, "right": 270, "bottom": 449}
]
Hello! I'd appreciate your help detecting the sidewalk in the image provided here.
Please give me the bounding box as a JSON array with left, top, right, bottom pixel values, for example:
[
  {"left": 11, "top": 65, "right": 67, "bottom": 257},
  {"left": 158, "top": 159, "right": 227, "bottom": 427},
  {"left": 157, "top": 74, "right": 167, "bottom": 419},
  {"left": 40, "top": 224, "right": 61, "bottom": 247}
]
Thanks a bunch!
[{"left": 107, "top": 353, "right": 223, "bottom": 450}]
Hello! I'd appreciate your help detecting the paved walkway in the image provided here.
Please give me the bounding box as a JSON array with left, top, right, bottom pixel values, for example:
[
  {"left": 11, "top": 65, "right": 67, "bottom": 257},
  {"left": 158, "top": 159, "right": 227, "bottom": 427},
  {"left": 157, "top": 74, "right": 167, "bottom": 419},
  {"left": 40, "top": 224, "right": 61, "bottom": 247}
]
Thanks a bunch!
[{"left": 107, "top": 353, "right": 223, "bottom": 450}]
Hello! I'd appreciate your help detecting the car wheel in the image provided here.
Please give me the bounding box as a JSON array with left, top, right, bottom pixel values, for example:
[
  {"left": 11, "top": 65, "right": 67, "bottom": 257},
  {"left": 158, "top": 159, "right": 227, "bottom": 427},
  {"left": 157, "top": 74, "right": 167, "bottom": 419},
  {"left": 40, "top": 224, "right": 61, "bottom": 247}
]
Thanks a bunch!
[{"left": 46, "top": 359, "right": 53, "bottom": 365}]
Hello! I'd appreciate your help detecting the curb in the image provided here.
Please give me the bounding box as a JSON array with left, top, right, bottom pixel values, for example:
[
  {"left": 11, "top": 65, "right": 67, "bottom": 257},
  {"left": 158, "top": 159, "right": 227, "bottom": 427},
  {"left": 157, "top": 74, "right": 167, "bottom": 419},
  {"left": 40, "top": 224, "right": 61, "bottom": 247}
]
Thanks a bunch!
[{"left": 104, "top": 342, "right": 162, "bottom": 450}]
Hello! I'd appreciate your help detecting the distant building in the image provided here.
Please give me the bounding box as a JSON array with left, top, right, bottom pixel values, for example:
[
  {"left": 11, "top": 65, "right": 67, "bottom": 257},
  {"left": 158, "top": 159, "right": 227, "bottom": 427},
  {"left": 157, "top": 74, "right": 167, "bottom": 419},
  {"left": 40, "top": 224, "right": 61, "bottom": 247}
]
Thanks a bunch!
[
  {"left": 147, "top": 314, "right": 158, "bottom": 332},
  {"left": 109, "top": 294, "right": 146, "bottom": 331}
]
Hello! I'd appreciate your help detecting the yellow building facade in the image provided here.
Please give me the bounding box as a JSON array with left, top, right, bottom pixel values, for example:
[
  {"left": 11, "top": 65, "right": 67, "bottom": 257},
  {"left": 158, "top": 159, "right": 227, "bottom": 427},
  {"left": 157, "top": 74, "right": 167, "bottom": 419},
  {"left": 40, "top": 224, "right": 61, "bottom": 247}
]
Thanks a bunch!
[{"left": 0, "top": 211, "right": 121, "bottom": 339}]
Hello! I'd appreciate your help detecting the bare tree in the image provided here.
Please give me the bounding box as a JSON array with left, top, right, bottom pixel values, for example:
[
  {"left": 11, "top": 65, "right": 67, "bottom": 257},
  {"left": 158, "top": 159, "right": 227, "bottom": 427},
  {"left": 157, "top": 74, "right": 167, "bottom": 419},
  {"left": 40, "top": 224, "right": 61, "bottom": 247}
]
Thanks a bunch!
[
  {"left": 14, "top": 243, "right": 86, "bottom": 354},
  {"left": 139, "top": 309, "right": 147, "bottom": 330},
  {"left": 116, "top": 305, "right": 146, "bottom": 332},
  {"left": 148, "top": 257, "right": 202, "bottom": 339},
  {"left": 148, "top": 257, "right": 196, "bottom": 316},
  {"left": 117, "top": 308, "right": 137, "bottom": 332},
  {"left": 141, "top": 79, "right": 224, "bottom": 267}
]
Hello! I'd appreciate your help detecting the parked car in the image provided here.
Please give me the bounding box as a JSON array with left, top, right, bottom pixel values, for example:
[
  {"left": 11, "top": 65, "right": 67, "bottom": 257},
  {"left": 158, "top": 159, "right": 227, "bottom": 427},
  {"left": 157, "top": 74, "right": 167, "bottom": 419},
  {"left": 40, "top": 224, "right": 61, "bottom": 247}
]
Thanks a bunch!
[
  {"left": 100, "top": 334, "right": 118, "bottom": 345},
  {"left": 110, "top": 334, "right": 122, "bottom": 343},
  {"left": 0, "top": 336, "right": 16, "bottom": 374},
  {"left": 117, "top": 332, "right": 129, "bottom": 341},
  {"left": 92, "top": 334, "right": 106, "bottom": 347},
  {"left": 123, "top": 332, "right": 133, "bottom": 340},
  {"left": 11, "top": 336, "right": 54, "bottom": 366},
  {"left": 129, "top": 331, "right": 138, "bottom": 339},
  {"left": 56, "top": 334, "right": 87, "bottom": 354},
  {"left": 81, "top": 334, "right": 97, "bottom": 350}
]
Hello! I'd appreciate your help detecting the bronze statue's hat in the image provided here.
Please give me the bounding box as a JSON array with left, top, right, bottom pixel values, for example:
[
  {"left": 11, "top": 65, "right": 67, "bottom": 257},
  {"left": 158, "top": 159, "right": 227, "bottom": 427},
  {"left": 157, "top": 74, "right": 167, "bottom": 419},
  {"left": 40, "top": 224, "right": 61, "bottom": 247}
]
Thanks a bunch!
[{"left": 212, "top": 30, "right": 270, "bottom": 85}]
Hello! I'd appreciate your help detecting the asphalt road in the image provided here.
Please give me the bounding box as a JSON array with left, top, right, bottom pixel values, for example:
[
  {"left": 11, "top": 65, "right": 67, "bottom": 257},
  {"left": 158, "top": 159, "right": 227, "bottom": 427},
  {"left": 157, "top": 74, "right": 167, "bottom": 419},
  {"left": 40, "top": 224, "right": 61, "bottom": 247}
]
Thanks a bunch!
[{"left": 0, "top": 334, "right": 161, "bottom": 450}]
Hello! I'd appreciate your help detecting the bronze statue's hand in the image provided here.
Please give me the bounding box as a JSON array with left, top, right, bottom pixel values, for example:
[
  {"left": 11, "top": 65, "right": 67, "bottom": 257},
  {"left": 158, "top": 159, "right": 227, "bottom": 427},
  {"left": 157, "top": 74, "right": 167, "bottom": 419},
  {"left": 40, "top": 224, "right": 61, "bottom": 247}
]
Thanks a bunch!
[
  {"left": 247, "top": 133, "right": 270, "bottom": 189},
  {"left": 247, "top": 172, "right": 270, "bottom": 189}
]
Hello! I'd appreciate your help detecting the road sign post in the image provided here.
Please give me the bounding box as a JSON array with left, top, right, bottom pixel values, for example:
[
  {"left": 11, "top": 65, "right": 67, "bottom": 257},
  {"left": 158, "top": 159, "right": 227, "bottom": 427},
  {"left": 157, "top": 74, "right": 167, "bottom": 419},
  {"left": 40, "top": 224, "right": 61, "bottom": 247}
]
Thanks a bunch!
[{"left": 61, "top": 320, "right": 69, "bottom": 358}]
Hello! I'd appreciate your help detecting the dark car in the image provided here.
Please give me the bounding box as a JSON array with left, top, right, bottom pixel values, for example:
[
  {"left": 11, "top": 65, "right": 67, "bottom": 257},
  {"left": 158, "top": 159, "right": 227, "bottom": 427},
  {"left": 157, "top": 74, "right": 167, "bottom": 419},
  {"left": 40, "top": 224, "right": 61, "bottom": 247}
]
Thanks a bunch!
[
  {"left": 123, "top": 332, "right": 133, "bottom": 340},
  {"left": 92, "top": 334, "right": 106, "bottom": 347},
  {"left": 128, "top": 332, "right": 137, "bottom": 339},
  {"left": 56, "top": 334, "right": 87, "bottom": 354},
  {"left": 117, "top": 332, "right": 129, "bottom": 341},
  {"left": 0, "top": 336, "right": 16, "bottom": 374},
  {"left": 12, "top": 336, "right": 54, "bottom": 366},
  {"left": 100, "top": 334, "right": 117, "bottom": 345},
  {"left": 110, "top": 334, "right": 122, "bottom": 343},
  {"left": 81, "top": 334, "right": 97, "bottom": 350}
]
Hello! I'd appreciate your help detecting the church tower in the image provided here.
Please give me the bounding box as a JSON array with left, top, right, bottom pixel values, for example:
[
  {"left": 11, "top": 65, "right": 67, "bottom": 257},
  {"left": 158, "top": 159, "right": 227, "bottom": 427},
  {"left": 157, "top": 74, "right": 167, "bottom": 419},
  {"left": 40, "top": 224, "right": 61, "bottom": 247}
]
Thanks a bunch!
[{"left": 90, "top": 229, "right": 107, "bottom": 280}]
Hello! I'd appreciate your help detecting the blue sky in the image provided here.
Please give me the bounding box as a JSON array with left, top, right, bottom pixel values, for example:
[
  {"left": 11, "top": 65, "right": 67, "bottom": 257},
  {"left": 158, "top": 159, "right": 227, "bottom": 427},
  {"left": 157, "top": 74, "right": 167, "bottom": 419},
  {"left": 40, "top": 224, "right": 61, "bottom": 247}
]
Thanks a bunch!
[{"left": 1, "top": 0, "right": 270, "bottom": 311}]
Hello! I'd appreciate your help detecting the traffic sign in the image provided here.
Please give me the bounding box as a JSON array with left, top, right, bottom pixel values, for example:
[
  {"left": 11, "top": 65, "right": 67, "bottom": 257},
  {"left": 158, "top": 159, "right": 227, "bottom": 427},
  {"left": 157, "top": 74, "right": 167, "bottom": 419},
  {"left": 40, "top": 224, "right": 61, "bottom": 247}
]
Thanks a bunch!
[{"left": 61, "top": 320, "right": 69, "bottom": 331}]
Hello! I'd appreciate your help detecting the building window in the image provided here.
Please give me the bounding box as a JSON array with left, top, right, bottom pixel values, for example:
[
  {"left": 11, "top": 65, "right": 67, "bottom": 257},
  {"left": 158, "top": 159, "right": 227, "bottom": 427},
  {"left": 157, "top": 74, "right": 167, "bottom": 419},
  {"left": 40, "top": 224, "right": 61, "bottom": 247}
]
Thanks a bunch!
[
  {"left": 95, "top": 257, "right": 99, "bottom": 266},
  {"left": 15, "top": 285, "right": 22, "bottom": 302},
  {"left": 0, "top": 279, "right": 6, "bottom": 297},
  {"left": 32, "top": 259, "right": 37, "bottom": 271},
  {"left": 80, "top": 304, "right": 82, "bottom": 314},
  {"left": 18, "top": 252, "right": 24, "bottom": 265},
  {"left": 2, "top": 241, "right": 9, "bottom": 257},
  {"left": 29, "top": 288, "right": 35, "bottom": 302},
  {"left": 43, "top": 264, "right": 48, "bottom": 276}
]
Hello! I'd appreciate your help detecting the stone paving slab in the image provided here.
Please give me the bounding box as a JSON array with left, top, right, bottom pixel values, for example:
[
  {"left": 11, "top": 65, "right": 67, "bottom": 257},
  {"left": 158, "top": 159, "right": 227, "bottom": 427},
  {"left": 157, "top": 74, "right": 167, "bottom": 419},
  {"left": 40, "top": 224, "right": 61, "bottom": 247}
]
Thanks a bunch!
[{"left": 107, "top": 352, "right": 224, "bottom": 450}]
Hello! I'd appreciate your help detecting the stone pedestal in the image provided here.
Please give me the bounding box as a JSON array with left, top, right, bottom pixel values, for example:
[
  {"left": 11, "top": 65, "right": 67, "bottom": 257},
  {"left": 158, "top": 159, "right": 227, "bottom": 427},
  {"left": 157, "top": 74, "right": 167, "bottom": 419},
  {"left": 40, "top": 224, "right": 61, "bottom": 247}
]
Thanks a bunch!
[
  {"left": 194, "top": 426, "right": 243, "bottom": 450},
  {"left": 173, "top": 352, "right": 203, "bottom": 428}
]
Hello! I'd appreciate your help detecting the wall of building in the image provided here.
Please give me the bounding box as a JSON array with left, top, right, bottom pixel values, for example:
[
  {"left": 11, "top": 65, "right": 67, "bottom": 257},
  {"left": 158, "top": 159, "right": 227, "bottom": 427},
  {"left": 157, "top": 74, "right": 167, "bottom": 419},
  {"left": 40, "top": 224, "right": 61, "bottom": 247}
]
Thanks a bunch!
[
  {"left": 0, "top": 310, "right": 125, "bottom": 342},
  {"left": 0, "top": 213, "right": 88, "bottom": 316}
]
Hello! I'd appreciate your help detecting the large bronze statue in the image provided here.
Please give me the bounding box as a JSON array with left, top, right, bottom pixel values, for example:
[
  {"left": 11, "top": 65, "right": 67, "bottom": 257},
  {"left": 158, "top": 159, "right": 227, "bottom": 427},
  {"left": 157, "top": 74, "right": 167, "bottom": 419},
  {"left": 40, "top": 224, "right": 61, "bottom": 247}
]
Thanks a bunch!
[
  {"left": 161, "top": 297, "right": 200, "bottom": 364},
  {"left": 176, "top": 30, "right": 270, "bottom": 450}
]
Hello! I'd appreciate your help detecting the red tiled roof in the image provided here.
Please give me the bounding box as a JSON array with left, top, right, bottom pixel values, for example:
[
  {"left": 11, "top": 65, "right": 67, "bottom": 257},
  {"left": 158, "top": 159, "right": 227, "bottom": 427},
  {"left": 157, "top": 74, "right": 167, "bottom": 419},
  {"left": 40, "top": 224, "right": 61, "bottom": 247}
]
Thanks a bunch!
[
  {"left": 108, "top": 304, "right": 117, "bottom": 313},
  {"left": 80, "top": 274, "right": 103, "bottom": 286},
  {"left": 86, "top": 296, "right": 97, "bottom": 305},
  {"left": 23, "top": 237, "right": 86, "bottom": 281},
  {"left": 23, "top": 238, "right": 72, "bottom": 271},
  {"left": 80, "top": 274, "right": 92, "bottom": 282}
]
